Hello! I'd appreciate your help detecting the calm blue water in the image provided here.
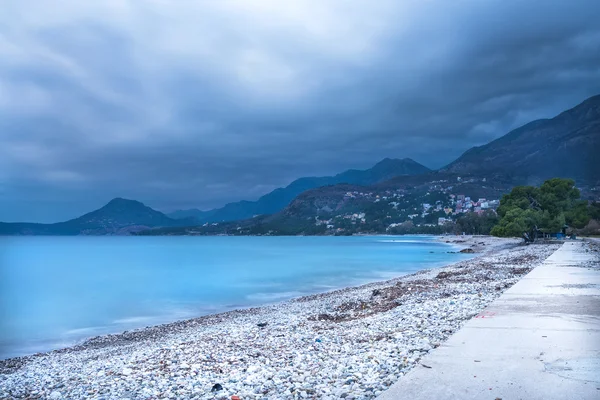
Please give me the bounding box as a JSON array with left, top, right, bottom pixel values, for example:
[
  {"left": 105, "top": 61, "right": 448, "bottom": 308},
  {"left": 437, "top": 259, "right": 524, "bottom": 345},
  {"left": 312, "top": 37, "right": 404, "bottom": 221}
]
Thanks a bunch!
[{"left": 0, "top": 235, "right": 469, "bottom": 359}]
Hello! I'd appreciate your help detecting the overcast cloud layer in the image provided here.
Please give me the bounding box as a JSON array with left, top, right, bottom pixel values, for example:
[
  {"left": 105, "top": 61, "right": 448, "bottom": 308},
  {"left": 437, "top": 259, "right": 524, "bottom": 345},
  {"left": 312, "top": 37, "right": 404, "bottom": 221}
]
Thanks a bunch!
[{"left": 2, "top": 0, "right": 600, "bottom": 222}]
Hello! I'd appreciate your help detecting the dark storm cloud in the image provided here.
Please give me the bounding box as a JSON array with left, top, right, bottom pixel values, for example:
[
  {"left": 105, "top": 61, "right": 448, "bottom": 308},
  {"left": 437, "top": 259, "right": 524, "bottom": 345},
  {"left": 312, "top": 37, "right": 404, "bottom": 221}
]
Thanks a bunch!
[{"left": 2, "top": 0, "right": 600, "bottom": 222}]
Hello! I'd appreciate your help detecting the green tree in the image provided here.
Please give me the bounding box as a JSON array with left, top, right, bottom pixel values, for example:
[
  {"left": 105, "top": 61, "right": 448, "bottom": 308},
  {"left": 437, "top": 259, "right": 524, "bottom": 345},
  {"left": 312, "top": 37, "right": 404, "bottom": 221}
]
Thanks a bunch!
[
  {"left": 490, "top": 208, "right": 542, "bottom": 238},
  {"left": 457, "top": 210, "right": 499, "bottom": 235},
  {"left": 565, "top": 201, "right": 592, "bottom": 228},
  {"left": 538, "top": 178, "right": 580, "bottom": 216},
  {"left": 491, "top": 178, "right": 590, "bottom": 239},
  {"left": 496, "top": 185, "right": 541, "bottom": 218},
  {"left": 590, "top": 202, "right": 600, "bottom": 220}
]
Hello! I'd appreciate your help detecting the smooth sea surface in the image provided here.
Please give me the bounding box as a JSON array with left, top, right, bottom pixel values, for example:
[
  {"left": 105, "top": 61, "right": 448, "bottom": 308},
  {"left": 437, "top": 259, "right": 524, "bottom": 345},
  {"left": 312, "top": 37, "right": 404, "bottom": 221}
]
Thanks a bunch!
[{"left": 0, "top": 235, "right": 471, "bottom": 359}]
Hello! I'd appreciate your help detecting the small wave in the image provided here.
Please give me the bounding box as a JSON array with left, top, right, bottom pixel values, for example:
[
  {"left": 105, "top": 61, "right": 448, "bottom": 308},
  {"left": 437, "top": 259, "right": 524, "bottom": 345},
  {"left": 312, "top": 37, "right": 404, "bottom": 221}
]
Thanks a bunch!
[
  {"left": 311, "top": 284, "right": 338, "bottom": 290},
  {"left": 246, "top": 291, "right": 304, "bottom": 302},
  {"left": 377, "top": 239, "right": 426, "bottom": 243},
  {"left": 112, "top": 316, "right": 156, "bottom": 325},
  {"left": 64, "top": 327, "right": 104, "bottom": 336},
  {"left": 373, "top": 270, "right": 407, "bottom": 279}
]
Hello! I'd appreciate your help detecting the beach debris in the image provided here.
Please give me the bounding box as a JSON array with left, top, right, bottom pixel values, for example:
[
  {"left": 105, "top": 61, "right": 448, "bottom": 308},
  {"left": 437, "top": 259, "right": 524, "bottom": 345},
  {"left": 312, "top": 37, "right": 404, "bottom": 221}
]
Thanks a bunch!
[
  {"left": 257, "top": 322, "right": 268, "bottom": 328},
  {"left": 211, "top": 383, "right": 223, "bottom": 392}
]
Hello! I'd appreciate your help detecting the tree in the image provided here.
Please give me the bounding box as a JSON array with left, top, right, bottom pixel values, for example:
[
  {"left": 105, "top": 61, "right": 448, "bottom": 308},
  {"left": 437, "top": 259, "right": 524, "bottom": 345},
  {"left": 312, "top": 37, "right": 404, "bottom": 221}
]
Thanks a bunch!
[
  {"left": 491, "top": 178, "right": 590, "bottom": 240},
  {"left": 538, "top": 178, "right": 580, "bottom": 217},
  {"left": 565, "top": 201, "right": 593, "bottom": 229},
  {"left": 590, "top": 202, "right": 600, "bottom": 220},
  {"left": 490, "top": 208, "right": 542, "bottom": 239},
  {"left": 457, "top": 210, "right": 499, "bottom": 235},
  {"left": 496, "top": 185, "right": 541, "bottom": 218}
]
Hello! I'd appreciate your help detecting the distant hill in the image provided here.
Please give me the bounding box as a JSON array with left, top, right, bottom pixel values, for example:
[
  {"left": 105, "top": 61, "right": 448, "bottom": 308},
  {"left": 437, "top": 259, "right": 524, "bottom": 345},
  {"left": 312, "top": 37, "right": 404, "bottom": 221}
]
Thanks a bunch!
[
  {"left": 0, "top": 198, "right": 191, "bottom": 235},
  {"left": 167, "top": 208, "right": 217, "bottom": 221},
  {"left": 6, "top": 94, "right": 600, "bottom": 236},
  {"left": 169, "top": 94, "right": 600, "bottom": 227},
  {"left": 443, "top": 94, "right": 600, "bottom": 185},
  {"left": 272, "top": 95, "right": 600, "bottom": 227},
  {"left": 169, "top": 158, "right": 431, "bottom": 223},
  {"left": 139, "top": 175, "right": 514, "bottom": 237},
  {"left": 145, "top": 94, "right": 600, "bottom": 236}
]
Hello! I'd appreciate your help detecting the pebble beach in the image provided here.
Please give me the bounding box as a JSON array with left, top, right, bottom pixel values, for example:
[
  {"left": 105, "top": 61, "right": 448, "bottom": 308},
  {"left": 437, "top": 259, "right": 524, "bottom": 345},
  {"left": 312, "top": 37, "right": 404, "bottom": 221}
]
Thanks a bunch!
[{"left": 0, "top": 236, "right": 566, "bottom": 400}]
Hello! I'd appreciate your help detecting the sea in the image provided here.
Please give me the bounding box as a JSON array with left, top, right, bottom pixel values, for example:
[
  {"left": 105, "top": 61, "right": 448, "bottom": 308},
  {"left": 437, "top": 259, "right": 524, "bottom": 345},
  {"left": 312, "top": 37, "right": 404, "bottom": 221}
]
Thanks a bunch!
[{"left": 0, "top": 235, "right": 471, "bottom": 359}]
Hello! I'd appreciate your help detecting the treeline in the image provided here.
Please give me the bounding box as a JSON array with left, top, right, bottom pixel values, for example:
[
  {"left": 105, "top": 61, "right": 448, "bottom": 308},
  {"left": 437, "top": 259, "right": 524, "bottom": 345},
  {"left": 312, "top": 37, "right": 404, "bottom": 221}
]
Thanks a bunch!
[
  {"left": 384, "top": 211, "right": 499, "bottom": 235},
  {"left": 491, "top": 178, "right": 599, "bottom": 239}
]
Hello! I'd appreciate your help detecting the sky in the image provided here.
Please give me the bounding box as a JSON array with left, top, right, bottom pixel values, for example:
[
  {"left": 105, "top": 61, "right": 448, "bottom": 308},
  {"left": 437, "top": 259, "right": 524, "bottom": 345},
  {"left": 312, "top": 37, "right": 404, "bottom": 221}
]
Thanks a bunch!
[{"left": 2, "top": 0, "right": 600, "bottom": 223}]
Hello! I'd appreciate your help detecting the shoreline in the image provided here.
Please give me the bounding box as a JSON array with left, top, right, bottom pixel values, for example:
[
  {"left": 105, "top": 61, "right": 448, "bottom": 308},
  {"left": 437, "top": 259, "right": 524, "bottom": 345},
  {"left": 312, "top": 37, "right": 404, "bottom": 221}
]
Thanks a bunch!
[
  {"left": 0, "top": 235, "right": 485, "bottom": 362},
  {"left": 0, "top": 234, "right": 469, "bottom": 361},
  {"left": 1, "top": 236, "right": 560, "bottom": 399}
]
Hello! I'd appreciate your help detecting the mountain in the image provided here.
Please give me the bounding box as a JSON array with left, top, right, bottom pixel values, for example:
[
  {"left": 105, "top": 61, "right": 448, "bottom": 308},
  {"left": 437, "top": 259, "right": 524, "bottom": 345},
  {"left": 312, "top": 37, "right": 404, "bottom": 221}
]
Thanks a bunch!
[
  {"left": 0, "top": 198, "right": 191, "bottom": 235},
  {"left": 171, "top": 158, "right": 431, "bottom": 223},
  {"left": 273, "top": 95, "right": 600, "bottom": 228},
  {"left": 167, "top": 208, "right": 217, "bottom": 221},
  {"left": 138, "top": 174, "right": 514, "bottom": 237},
  {"left": 144, "top": 95, "right": 600, "bottom": 236},
  {"left": 6, "top": 94, "right": 599, "bottom": 236},
  {"left": 443, "top": 94, "right": 600, "bottom": 185}
]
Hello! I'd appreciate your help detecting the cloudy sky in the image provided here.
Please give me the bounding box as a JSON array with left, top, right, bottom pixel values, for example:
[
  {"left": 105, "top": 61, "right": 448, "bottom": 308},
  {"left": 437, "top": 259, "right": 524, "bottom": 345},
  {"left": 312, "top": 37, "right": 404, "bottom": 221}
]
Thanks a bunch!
[{"left": 2, "top": 0, "right": 600, "bottom": 222}]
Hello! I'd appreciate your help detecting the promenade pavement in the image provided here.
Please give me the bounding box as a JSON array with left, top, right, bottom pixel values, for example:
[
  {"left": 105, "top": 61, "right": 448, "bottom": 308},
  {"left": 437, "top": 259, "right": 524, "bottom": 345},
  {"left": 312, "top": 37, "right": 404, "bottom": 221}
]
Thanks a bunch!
[{"left": 377, "top": 241, "right": 600, "bottom": 400}]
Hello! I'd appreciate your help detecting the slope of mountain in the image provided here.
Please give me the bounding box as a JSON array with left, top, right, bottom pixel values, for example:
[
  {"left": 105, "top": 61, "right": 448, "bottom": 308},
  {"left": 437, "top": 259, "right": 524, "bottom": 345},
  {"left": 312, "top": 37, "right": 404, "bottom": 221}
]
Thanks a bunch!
[
  {"left": 5, "top": 94, "right": 599, "bottom": 236},
  {"left": 145, "top": 95, "right": 600, "bottom": 236},
  {"left": 138, "top": 174, "right": 513, "bottom": 237},
  {"left": 167, "top": 208, "right": 217, "bottom": 221},
  {"left": 0, "top": 198, "right": 191, "bottom": 235},
  {"left": 443, "top": 94, "right": 600, "bottom": 184},
  {"left": 172, "top": 158, "right": 431, "bottom": 223},
  {"left": 273, "top": 95, "right": 600, "bottom": 227}
]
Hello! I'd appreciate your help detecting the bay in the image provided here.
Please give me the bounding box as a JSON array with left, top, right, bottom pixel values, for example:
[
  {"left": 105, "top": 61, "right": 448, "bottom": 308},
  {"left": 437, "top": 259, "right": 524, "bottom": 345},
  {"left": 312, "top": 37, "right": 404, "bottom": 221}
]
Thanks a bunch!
[{"left": 0, "top": 235, "right": 470, "bottom": 359}]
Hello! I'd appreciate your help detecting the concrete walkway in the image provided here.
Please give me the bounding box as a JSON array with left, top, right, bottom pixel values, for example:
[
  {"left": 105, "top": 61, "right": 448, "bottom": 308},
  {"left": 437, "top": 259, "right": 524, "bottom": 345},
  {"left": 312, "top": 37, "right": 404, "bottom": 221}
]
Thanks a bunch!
[{"left": 377, "top": 241, "right": 600, "bottom": 400}]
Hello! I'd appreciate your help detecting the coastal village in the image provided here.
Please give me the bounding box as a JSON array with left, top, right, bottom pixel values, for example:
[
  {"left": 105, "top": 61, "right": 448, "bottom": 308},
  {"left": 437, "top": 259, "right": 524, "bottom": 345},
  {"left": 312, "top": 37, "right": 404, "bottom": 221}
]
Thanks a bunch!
[
  {"left": 175, "top": 175, "right": 598, "bottom": 237},
  {"left": 312, "top": 177, "right": 502, "bottom": 235}
]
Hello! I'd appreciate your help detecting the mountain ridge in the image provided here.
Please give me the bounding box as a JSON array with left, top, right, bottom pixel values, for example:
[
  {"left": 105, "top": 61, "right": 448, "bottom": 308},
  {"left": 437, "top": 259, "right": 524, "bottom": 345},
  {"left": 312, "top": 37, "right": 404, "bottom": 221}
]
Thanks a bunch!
[
  {"left": 169, "top": 157, "right": 431, "bottom": 223},
  {"left": 3, "top": 94, "right": 599, "bottom": 235},
  {"left": 0, "top": 198, "right": 192, "bottom": 235},
  {"left": 442, "top": 94, "right": 600, "bottom": 184},
  {"left": 148, "top": 94, "right": 600, "bottom": 236}
]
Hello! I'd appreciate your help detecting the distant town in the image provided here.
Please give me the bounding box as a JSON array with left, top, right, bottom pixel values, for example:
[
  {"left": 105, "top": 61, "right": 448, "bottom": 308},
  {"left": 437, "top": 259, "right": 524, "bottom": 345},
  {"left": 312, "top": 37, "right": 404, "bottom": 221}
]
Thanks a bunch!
[
  {"left": 310, "top": 177, "right": 501, "bottom": 234},
  {"left": 179, "top": 176, "right": 508, "bottom": 236}
]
